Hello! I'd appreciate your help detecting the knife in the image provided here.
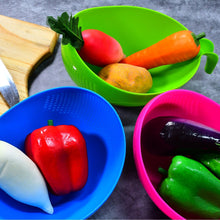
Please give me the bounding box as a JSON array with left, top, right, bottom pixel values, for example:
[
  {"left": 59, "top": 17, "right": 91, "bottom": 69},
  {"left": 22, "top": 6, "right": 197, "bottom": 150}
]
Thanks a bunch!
[{"left": 0, "top": 58, "right": 20, "bottom": 107}]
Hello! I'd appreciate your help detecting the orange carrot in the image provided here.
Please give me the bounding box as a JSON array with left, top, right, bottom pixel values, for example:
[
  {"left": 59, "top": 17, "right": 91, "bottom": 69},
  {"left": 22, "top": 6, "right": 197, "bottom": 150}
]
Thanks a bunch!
[{"left": 120, "top": 30, "right": 205, "bottom": 69}]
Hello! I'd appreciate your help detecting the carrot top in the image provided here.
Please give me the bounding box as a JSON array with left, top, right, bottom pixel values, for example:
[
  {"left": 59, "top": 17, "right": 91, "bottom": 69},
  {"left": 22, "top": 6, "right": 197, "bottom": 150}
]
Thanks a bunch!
[{"left": 192, "top": 32, "right": 206, "bottom": 46}]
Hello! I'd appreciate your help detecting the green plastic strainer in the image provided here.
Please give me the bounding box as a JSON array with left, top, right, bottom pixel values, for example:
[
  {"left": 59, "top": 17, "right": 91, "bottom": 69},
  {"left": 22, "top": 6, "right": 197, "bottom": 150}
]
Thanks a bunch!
[{"left": 61, "top": 6, "right": 218, "bottom": 106}]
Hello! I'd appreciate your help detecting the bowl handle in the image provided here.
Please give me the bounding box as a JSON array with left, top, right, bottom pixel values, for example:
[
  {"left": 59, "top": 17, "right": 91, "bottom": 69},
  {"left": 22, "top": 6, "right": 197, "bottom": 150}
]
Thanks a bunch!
[
  {"left": 202, "top": 52, "right": 219, "bottom": 74},
  {"left": 199, "top": 38, "right": 219, "bottom": 74}
]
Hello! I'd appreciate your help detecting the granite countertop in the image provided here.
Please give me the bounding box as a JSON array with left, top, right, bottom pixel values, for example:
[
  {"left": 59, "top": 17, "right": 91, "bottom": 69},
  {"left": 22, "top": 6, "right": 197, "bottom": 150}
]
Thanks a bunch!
[{"left": 1, "top": 0, "right": 220, "bottom": 219}]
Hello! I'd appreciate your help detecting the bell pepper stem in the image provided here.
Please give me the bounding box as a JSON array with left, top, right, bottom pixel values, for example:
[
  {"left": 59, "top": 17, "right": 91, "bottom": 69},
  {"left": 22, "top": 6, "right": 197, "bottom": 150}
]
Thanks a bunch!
[
  {"left": 158, "top": 167, "right": 168, "bottom": 177},
  {"left": 48, "top": 120, "right": 54, "bottom": 126}
]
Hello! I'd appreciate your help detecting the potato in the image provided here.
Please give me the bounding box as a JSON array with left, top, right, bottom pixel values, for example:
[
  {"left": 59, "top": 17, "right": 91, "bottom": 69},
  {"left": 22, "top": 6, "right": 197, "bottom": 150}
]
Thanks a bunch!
[{"left": 98, "top": 63, "right": 153, "bottom": 93}]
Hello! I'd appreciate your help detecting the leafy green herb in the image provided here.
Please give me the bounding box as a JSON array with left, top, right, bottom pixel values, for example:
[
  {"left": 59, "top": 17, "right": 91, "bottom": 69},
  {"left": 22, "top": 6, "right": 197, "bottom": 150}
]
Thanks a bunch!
[{"left": 47, "top": 12, "right": 84, "bottom": 49}]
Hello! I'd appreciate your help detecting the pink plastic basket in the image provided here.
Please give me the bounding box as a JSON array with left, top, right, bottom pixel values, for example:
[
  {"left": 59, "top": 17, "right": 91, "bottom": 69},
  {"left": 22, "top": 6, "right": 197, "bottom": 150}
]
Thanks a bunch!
[{"left": 133, "top": 89, "right": 220, "bottom": 219}]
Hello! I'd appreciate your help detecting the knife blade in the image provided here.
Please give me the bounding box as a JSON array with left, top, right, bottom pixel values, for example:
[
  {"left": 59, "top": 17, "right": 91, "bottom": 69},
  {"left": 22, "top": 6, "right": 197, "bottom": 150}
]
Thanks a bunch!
[{"left": 0, "top": 58, "right": 20, "bottom": 107}]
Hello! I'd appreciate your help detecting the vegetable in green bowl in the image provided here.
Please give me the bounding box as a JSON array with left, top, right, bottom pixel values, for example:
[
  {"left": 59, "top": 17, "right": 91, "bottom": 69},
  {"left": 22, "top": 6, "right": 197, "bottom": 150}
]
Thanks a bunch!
[{"left": 59, "top": 5, "right": 218, "bottom": 106}]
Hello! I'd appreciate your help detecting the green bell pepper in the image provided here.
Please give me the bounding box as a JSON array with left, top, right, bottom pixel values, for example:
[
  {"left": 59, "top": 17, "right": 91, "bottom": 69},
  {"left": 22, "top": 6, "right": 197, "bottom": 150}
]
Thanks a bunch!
[
  {"left": 159, "top": 155, "right": 220, "bottom": 219},
  {"left": 194, "top": 152, "right": 220, "bottom": 179}
]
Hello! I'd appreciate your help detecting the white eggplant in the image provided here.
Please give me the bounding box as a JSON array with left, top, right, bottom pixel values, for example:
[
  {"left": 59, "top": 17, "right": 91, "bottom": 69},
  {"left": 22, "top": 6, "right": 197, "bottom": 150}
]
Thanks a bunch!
[{"left": 0, "top": 140, "right": 53, "bottom": 214}]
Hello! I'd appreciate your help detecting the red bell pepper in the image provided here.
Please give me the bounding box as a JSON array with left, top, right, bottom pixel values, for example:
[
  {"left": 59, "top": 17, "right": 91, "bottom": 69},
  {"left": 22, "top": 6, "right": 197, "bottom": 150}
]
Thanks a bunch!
[{"left": 25, "top": 120, "right": 88, "bottom": 195}]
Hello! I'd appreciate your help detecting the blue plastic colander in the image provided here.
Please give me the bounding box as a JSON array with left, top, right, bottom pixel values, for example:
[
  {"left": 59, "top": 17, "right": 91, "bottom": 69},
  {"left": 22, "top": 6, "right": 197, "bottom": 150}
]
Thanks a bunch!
[{"left": 0, "top": 86, "right": 126, "bottom": 219}]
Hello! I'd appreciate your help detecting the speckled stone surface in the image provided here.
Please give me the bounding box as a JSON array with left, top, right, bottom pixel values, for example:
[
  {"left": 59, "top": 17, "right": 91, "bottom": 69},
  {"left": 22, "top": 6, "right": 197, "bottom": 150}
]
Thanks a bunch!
[{"left": 1, "top": 0, "right": 220, "bottom": 219}]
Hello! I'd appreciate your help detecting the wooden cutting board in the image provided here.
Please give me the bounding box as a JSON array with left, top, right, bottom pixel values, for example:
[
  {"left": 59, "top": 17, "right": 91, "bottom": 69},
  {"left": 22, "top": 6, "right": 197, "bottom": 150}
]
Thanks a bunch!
[{"left": 0, "top": 15, "right": 59, "bottom": 115}]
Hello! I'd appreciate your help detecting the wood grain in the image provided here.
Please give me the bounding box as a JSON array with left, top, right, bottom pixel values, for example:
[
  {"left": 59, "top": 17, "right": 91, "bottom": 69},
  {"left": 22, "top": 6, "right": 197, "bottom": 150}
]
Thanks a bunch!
[{"left": 0, "top": 15, "right": 59, "bottom": 114}]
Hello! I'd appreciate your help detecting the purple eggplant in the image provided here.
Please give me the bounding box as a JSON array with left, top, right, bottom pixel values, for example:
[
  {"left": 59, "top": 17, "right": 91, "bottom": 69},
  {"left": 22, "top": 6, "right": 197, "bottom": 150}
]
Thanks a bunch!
[{"left": 142, "top": 117, "right": 220, "bottom": 155}]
